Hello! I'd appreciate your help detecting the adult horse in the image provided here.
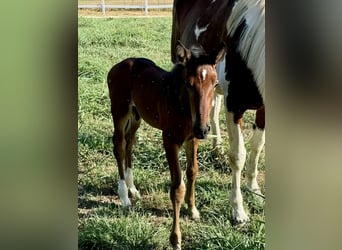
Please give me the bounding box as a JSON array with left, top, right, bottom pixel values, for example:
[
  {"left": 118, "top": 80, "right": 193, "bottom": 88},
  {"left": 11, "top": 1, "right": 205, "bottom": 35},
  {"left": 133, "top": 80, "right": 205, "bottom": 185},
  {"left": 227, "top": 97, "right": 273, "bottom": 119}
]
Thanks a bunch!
[
  {"left": 171, "top": 0, "right": 265, "bottom": 224},
  {"left": 108, "top": 42, "right": 225, "bottom": 250}
]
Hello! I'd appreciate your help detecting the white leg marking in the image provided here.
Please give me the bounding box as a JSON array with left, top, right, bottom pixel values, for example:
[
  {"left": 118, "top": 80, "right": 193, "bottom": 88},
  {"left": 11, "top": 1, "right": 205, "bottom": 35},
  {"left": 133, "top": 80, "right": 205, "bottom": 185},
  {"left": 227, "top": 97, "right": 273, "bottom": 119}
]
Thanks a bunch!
[
  {"left": 118, "top": 179, "right": 131, "bottom": 206},
  {"left": 226, "top": 111, "right": 249, "bottom": 223},
  {"left": 194, "top": 23, "right": 209, "bottom": 40},
  {"left": 125, "top": 168, "right": 141, "bottom": 198},
  {"left": 246, "top": 127, "right": 265, "bottom": 193}
]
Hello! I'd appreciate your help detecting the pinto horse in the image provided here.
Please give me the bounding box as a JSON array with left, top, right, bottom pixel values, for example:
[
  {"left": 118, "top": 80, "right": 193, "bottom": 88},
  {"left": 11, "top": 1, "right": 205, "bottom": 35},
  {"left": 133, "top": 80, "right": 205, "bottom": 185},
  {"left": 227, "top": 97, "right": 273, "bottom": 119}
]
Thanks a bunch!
[
  {"left": 171, "top": 0, "right": 265, "bottom": 224},
  {"left": 107, "top": 42, "right": 225, "bottom": 250}
]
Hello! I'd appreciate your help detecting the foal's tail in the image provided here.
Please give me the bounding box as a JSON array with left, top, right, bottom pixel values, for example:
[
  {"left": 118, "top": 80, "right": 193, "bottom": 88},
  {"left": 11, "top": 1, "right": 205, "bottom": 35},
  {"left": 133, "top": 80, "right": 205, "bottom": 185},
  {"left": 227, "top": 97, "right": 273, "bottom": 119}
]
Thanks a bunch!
[{"left": 107, "top": 58, "right": 136, "bottom": 101}]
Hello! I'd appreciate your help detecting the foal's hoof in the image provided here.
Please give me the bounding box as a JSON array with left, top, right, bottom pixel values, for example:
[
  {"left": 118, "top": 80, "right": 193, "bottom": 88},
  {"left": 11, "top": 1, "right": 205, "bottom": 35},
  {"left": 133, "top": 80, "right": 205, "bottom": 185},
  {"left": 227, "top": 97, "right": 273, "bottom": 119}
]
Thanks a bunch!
[
  {"left": 129, "top": 187, "right": 141, "bottom": 199},
  {"left": 189, "top": 207, "right": 200, "bottom": 221}
]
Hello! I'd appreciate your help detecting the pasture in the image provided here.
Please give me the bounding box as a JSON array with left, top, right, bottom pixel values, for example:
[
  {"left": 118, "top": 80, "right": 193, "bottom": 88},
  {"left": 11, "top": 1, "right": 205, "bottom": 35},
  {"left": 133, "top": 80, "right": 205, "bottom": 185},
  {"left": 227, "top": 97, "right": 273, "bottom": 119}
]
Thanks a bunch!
[{"left": 78, "top": 16, "right": 265, "bottom": 249}]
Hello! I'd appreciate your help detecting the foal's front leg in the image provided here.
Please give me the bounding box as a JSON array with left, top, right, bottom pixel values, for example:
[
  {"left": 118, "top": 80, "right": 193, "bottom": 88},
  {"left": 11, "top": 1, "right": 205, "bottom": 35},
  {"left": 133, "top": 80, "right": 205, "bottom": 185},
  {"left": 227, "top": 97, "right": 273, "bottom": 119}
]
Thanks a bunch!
[
  {"left": 184, "top": 138, "right": 200, "bottom": 220},
  {"left": 163, "top": 133, "right": 185, "bottom": 250}
]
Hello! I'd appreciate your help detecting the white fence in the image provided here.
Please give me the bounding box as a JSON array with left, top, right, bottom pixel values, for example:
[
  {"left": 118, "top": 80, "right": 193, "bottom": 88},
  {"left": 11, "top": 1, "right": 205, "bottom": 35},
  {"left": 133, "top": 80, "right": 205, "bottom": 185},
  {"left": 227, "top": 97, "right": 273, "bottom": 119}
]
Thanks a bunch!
[{"left": 78, "top": 0, "right": 173, "bottom": 15}]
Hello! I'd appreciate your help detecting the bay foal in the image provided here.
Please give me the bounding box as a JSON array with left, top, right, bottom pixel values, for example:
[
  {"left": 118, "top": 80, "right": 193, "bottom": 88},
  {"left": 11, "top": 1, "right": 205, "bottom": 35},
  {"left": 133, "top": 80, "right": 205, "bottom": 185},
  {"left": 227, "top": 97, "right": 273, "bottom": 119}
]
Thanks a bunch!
[{"left": 108, "top": 42, "right": 224, "bottom": 250}]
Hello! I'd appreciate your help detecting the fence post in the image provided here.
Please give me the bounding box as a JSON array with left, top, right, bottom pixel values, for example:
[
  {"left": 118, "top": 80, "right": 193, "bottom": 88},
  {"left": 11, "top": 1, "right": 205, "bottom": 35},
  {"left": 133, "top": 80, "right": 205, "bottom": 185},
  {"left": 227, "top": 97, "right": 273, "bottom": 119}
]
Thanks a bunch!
[
  {"left": 144, "top": 0, "right": 148, "bottom": 15},
  {"left": 101, "top": 0, "right": 106, "bottom": 15}
]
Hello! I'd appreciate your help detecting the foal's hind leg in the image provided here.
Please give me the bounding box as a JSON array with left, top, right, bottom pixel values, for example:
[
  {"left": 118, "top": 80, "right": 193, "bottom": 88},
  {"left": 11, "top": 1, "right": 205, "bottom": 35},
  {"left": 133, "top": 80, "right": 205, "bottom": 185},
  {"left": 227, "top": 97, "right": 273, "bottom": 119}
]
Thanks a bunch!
[
  {"left": 113, "top": 115, "right": 132, "bottom": 207},
  {"left": 246, "top": 107, "right": 265, "bottom": 194},
  {"left": 124, "top": 107, "right": 141, "bottom": 199},
  {"left": 184, "top": 138, "right": 200, "bottom": 220}
]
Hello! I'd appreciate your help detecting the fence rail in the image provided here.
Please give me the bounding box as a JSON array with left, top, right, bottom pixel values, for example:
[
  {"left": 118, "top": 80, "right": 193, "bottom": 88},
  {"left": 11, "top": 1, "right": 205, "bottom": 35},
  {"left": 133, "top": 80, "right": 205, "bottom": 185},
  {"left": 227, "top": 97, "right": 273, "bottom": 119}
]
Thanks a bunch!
[{"left": 78, "top": 0, "right": 173, "bottom": 15}]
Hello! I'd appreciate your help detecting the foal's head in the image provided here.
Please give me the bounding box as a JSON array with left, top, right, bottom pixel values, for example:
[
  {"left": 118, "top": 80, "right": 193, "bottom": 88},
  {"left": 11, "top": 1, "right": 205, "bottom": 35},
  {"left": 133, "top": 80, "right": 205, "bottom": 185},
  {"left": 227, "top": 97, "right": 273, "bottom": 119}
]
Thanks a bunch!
[{"left": 176, "top": 41, "right": 225, "bottom": 139}]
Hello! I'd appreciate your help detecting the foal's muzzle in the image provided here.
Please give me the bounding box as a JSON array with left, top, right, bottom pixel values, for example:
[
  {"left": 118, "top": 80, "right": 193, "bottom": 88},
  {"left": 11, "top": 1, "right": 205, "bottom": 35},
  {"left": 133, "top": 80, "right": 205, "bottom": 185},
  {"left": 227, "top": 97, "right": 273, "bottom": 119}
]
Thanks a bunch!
[{"left": 194, "top": 124, "right": 211, "bottom": 139}]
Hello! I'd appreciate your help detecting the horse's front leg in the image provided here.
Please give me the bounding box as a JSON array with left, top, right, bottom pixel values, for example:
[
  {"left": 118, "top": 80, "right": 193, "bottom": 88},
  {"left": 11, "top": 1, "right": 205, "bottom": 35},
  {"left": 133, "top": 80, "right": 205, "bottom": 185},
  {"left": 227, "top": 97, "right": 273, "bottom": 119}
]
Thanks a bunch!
[
  {"left": 226, "top": 111, "right": 249, "bottom": 223},
  {"left": 163, "top": 133, "right": 185, "bottom": 250},
  {"left": 184, "top": 138, "right": 200, "bottom": 220}
]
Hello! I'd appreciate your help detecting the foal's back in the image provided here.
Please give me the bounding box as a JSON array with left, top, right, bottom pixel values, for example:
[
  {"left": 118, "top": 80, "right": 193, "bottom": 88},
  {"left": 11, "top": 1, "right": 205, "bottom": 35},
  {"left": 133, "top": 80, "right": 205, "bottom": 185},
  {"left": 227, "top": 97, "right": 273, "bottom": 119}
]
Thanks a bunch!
[{"left": 107, "top": 58, "right": 184, "bottom": 131}]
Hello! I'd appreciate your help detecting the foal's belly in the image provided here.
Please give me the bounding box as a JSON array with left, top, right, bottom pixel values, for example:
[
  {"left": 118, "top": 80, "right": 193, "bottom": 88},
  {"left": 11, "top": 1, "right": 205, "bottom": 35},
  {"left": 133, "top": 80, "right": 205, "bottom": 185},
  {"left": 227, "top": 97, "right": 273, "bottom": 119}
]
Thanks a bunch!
[{"left": 131, "top": 95, "right": 192, "bottom": 141}]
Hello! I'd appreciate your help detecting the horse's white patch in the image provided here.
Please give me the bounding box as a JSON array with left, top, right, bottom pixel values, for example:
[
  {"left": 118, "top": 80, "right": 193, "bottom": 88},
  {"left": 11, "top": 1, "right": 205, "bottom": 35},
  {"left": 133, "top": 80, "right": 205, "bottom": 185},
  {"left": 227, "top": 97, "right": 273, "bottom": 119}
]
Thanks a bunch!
[
  {"left": 194, "top": 23, "right": 209, "bottom": 40},
  {"left": 227, "top": 0, "right": 265, "bottom": 101},
  {"left": 215, "top": 58, "right": 229, "bottom": 96},
  {"left": 201, "top": 69, "right": 207, "bottom": 80}
]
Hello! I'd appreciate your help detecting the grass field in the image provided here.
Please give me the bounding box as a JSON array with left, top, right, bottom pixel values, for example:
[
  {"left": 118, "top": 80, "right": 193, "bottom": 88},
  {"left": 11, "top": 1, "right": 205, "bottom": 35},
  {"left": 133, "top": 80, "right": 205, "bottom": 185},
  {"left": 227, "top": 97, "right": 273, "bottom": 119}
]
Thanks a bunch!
[{"left": 78, "top": 16, "right": 265, "bottom": 249}]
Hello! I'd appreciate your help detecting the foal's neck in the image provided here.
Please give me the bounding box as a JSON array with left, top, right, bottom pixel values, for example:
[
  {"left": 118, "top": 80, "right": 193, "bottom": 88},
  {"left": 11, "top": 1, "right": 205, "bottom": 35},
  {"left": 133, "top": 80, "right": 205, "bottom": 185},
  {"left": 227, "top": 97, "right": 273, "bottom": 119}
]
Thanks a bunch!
[{"left": 167, "top": 63, "right": 189, "bottom": 105}]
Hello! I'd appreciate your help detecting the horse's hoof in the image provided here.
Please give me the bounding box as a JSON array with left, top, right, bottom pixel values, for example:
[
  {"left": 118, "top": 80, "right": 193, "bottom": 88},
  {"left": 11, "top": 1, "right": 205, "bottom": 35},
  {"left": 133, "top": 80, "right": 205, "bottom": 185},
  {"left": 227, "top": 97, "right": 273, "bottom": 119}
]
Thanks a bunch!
[
  {"left": 120, "top": 198, "right": 132, "bottom": 207},
  {"left": 231, "top": 210, "right": 250, "bottom": 225},
  {"left": 173, "top": 244, "right": 181, "bottom": 250}
]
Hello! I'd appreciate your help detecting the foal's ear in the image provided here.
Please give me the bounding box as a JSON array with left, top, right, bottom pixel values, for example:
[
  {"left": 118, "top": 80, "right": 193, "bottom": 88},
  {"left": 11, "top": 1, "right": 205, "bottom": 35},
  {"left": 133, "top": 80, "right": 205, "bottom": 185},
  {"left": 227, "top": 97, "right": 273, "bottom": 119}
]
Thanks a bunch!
[
  {"left": 211, "top": 43, "right": 226, "bottom": 65},
  {"left": 175, "top": 40, "right": 191, "bottom": 64}
]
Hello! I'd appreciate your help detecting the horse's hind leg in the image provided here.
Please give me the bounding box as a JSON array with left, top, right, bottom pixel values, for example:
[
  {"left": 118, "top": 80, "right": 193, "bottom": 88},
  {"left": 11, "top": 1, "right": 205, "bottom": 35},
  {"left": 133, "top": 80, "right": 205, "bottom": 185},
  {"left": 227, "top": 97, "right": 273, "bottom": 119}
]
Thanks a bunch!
[
  {"left": 246, "top": 106, "right": 265, "bottom": 194},
  {"left": 124, "top": 106, "right": 141, "bottom": 199},
  {"left": 184, "top": 138, "right": 200, "bottom": 220},
  {"left": 210, "top": 59, "right": 227, "bottom": 150}
]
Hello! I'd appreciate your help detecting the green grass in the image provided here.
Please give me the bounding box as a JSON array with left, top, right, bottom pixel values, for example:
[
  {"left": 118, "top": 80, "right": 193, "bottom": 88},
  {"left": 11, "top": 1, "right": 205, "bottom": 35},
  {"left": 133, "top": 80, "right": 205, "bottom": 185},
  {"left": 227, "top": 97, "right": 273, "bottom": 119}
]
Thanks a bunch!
[{"left": 78, "top": 16, "right": 265, "bottom": 249}]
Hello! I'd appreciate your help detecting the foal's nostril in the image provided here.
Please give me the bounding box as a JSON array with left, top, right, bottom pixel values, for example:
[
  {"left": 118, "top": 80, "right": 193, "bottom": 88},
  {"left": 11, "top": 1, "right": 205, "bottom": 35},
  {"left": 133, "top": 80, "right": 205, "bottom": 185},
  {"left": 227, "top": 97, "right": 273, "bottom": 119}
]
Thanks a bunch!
[{"left": 207, "top": 125, "right": 211, "bottom": 132}]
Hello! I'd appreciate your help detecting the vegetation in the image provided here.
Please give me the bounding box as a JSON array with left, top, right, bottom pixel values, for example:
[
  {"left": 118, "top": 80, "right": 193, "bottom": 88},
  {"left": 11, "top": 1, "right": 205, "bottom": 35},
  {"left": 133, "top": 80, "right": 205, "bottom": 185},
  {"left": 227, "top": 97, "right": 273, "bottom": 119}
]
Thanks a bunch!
[{"left": 78, "top": 16, "right": 265, "bottom": 249}]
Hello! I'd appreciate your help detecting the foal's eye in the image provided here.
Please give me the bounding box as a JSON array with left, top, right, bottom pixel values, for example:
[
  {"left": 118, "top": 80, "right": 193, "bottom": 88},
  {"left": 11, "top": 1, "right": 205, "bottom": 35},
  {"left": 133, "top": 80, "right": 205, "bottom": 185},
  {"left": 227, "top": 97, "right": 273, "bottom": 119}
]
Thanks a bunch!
[{"left": 214, "top": 81, "right": 219, "bottom": 88}]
